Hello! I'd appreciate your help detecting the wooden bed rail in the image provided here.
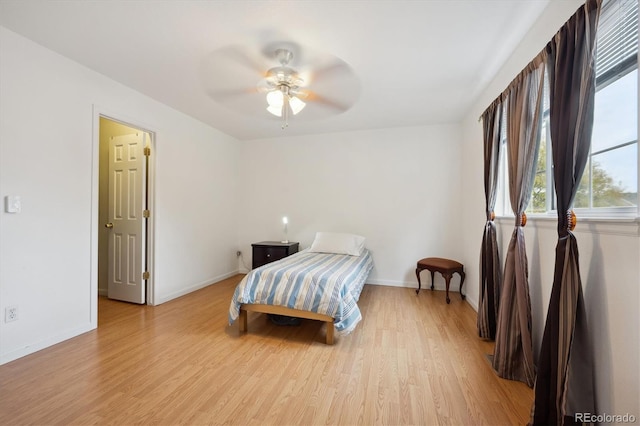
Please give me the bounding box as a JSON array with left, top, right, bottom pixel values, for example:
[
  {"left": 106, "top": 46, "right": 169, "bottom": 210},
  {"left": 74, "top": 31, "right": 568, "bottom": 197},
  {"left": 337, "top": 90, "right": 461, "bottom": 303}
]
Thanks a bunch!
[{"left": 239, "top": 304, "right": 335, "bottom": 345}]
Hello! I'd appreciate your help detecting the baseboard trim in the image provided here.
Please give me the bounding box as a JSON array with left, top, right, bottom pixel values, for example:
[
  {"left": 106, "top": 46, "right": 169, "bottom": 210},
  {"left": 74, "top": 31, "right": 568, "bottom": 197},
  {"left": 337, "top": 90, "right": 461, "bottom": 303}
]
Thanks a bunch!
[
  {"left": 465, "top": 295, "right": 479, "bottom": 312},
  {"left": 366, "top": 278, "right": 475, "bottom": 311},
  {"left": 0, "top": 323, "right": 95, "bottom": 366},
  {"left": 155, "top": 270, "right": 240, "bottom": 305},
  {"left": 366, "top": 278, "right": 455, "bottom": 293}
]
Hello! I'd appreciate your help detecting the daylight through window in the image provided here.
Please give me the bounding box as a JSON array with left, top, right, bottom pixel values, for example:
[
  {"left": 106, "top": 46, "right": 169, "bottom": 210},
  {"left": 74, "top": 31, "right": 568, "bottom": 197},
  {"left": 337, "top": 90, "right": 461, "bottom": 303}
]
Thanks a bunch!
[{"left": 497, "top": 0, "right": 639, "bottom": 218}]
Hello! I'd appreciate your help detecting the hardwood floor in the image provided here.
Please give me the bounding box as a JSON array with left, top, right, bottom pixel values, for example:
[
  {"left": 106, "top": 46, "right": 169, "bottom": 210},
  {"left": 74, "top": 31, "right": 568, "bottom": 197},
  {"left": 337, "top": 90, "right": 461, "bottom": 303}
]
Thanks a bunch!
[{"left": 0, "top": 276, "right": 532, "bottom": 425}]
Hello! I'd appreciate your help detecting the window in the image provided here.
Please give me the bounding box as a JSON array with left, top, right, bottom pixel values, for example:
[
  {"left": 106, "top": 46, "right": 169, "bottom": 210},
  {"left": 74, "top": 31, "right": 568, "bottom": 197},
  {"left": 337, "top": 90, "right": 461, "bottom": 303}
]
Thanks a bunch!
[
  {"left": 528, "top": 82, "right": 554, "bottom": 214},
  {"left": 576, "top": 0, "right": 638, "bottom": 214},
  {"left": 497, "top": 0, "right": 639, "bottom": 218},
  {"left": 576, "top": 68, "right": 637, "bottom": 212},
  {"left": 495, "top": 103, "right": 509, "bottom": 216}
]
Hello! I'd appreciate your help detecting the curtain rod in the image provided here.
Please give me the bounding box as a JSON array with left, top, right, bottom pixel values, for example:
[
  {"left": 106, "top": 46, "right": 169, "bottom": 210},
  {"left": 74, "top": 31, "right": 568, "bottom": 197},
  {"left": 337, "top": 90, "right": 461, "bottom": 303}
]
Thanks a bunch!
[
  {"left": 478, "top": 0, "right": 601, "bottom": 123},
  {"left": 478, "top": 52, "right": 547, "bottom": 123}
]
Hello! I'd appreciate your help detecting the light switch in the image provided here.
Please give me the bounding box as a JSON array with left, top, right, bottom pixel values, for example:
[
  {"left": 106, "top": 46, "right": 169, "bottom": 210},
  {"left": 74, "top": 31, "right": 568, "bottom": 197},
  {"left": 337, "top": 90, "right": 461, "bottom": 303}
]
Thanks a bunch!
[{"left": 5, "top": 195, "right": 21, "bottom": 213}]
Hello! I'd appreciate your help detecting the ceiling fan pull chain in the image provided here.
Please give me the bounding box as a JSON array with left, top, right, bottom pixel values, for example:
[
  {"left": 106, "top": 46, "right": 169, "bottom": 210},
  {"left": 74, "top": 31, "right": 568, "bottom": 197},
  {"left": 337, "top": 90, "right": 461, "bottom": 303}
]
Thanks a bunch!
[{"left": 282, "top": 93, "right": 290, "bottom": 129}]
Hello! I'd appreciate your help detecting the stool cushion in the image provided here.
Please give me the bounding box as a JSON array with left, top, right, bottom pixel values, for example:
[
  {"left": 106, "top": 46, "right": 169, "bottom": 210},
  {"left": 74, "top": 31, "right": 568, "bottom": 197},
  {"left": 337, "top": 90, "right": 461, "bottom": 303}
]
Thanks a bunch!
[{"left": 417, "top": 257, "right": 463, "bottom": 270}]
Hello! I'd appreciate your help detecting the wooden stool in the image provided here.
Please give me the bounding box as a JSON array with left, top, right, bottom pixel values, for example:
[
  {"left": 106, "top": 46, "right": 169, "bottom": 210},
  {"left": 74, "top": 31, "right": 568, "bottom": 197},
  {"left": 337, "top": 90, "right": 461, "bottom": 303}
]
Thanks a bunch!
[{"left": 415, "top": 257, "right": 466, "bottom": 304}]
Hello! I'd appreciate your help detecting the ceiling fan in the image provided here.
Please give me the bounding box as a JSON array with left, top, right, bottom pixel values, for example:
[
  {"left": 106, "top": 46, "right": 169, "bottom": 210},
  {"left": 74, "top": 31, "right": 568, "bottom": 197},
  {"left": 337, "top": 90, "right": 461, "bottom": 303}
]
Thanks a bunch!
[{"left": 201, "top": 43, "right": 360, "bottom": 129}]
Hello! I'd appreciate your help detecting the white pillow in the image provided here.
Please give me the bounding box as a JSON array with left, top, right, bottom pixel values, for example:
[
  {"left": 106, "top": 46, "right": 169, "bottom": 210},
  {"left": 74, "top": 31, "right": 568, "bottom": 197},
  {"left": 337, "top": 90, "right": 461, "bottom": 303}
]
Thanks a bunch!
[{"left": 308, "top": 232, "right": 366, "bottom": 256}]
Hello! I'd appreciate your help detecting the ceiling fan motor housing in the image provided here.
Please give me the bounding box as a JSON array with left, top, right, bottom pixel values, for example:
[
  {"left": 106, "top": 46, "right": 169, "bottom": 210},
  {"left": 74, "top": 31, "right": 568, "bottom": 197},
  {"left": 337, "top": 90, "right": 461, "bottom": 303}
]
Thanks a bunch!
[
  {"left": 275, "top": 48, "right": 294, "bottom": 66},
  {"left": 264, "top": 48, "right": 304, "bottom": 89},
  {"left": 266, "top": 66, "right": 303, "bottom": 88}
]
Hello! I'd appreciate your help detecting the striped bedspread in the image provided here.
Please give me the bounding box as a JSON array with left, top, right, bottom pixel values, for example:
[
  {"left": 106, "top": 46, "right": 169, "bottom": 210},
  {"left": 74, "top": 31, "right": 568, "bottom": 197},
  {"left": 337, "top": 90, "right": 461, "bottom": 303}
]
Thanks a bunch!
[{"left": 229, "top": 249, "right": 373, "bottom": 334}]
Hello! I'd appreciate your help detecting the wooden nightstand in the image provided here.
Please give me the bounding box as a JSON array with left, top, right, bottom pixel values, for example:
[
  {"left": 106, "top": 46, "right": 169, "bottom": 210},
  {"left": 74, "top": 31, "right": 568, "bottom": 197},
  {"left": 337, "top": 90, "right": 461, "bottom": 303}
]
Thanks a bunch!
[{"left": 251, "top": 241, "right": 299, "bottom": 269}]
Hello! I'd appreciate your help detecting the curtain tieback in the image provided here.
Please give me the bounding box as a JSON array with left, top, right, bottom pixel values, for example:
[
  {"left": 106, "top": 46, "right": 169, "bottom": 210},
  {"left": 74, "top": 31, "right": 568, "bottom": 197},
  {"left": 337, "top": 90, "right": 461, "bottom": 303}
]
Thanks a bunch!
[
  {"left": 516, "top": 212, "right": 527, "bottom": 227},
  {"left": 487, "top": 211, "right": 495, "bottom": 221},
  {"left": 567, "top": 210, "right": 577, "bottom": 231}
]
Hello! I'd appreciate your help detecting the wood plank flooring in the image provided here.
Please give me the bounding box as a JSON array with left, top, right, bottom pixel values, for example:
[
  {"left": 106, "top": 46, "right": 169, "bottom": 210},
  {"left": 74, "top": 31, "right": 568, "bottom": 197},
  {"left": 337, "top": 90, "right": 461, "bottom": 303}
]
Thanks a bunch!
[{"left": 0, "top": 275, "right": 533, "bottom": 425}]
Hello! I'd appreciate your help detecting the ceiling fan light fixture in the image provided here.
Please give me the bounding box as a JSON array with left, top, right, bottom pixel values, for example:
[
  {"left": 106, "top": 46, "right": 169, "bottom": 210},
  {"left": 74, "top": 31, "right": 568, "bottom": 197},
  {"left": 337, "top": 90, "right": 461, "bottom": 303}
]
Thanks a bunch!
[
  {"left": 265, "top": 82, "right": 305, "bottom": 122},
  {"left": 266, "top": 92, "right": 305, "bottom": 119},
  {"left": 267, "top": 104, "right": 283, "bottom": 117},
  {"left": 266, "top": 90, "right": 284, "bottom": 108},
  {"left": 289, "top": 95, "right": 306, "bottom": 115}
]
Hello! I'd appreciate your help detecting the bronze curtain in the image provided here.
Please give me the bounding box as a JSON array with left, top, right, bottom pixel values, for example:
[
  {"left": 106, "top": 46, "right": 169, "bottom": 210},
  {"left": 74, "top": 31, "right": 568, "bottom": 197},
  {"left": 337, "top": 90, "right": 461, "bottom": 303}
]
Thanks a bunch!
[
  {"left": 531, "top": 0, "right": 602, "bottom": 424},
  {"left": 492, "top": 58, "right": 545, "bottom": 388},
  {"left": 478, "top": 101, "right": 503, "bottom": 340}
]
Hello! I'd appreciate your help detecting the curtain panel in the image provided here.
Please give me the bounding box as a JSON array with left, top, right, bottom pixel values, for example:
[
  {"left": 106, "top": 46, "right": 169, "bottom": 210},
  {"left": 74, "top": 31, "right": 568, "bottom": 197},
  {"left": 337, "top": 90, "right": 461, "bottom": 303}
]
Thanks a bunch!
[
  {"left": 531, "top": 0, "right": 601, "bottom": 424},
  {"left": 491, "top": 58, "right": 545, "bottom": 388},
  {"left": 478, "top": 100, "right": 503, "bottom": 340}
]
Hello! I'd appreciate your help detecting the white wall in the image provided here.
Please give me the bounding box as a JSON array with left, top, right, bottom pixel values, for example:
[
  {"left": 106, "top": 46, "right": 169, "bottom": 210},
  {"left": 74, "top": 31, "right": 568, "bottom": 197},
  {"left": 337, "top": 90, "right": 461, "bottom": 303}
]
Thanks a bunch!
[
  {"left": 0, "top": 26, "right": 240, "bottom": 364},
  {"left": 460, "top": 0, "right": 640, "bottom": 418},
  {"left": 237, "top": 125, "right": 463, "bottom": 288}
]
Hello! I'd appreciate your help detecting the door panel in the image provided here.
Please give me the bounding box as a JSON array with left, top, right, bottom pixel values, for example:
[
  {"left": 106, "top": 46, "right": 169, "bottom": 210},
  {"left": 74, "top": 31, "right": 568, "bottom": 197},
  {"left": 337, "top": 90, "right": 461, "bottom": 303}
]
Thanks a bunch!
[{"left": 107, "top": 133, "right": 146, "bottom": 304}]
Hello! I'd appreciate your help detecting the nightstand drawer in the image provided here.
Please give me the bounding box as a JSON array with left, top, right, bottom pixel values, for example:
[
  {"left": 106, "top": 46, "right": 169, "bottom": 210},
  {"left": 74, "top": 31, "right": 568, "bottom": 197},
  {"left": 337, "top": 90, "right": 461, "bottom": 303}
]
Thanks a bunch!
[
  {"left": 253, "top": 246, "right": 287, "bottom": 267},
  {"left": 251, "top": 241, "right": 299, "bottom": 269}
]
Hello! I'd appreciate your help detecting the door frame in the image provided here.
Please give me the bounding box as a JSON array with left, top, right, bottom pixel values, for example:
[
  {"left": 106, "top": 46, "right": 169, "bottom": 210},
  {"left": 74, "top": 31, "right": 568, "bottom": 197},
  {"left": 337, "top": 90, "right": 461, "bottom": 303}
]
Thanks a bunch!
[{"left": 91, "top": 106, "right": 156, "bottom": 324}]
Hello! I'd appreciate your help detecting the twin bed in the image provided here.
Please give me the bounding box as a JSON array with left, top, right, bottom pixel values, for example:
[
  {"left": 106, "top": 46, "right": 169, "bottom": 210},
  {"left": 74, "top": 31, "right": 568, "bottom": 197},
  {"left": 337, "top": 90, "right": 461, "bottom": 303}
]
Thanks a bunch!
[{"left": 228, "top": 232, "right": 373, "bottom": 344}]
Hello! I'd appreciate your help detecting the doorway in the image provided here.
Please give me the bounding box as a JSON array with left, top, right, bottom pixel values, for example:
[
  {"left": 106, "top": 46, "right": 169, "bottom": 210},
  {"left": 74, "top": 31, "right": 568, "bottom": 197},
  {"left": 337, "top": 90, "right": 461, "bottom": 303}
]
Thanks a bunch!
[{"left": 97, "top": 116, "right": 155, "bottom": 306}]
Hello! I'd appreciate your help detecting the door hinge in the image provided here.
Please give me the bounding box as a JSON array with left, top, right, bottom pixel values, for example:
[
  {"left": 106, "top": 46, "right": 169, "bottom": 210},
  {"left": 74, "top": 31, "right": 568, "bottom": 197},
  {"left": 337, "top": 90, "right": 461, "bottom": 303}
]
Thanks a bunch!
[
  {"left": 143, "top": 209, "right": 150, "bottom": 218},
  {"left": 144, "top": 146, "right": 151, "bottom": 156},
  {"left": 143, "top": 271, "right": 150, "bottom": 280}
]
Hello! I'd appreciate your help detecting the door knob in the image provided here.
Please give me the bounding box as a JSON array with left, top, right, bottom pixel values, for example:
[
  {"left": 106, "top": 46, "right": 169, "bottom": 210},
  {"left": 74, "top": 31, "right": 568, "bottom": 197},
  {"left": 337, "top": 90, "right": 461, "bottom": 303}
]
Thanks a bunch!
[{"left": 105, "top": 222, "right": 113, "bottom": 229}]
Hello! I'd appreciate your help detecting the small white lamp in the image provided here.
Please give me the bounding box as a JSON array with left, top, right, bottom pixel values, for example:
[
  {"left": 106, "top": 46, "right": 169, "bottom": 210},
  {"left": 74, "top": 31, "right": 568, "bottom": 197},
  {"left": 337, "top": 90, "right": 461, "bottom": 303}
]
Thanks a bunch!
[{"left": 281, "top": 216, "right": 289, "bottom": 243}]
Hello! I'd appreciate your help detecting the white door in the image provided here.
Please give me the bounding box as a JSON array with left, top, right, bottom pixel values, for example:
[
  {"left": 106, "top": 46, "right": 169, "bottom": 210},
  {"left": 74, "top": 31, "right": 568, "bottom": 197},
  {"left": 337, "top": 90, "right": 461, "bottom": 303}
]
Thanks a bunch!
[{"left": 106, "top": 133, "right": 147, "bottom": 304}]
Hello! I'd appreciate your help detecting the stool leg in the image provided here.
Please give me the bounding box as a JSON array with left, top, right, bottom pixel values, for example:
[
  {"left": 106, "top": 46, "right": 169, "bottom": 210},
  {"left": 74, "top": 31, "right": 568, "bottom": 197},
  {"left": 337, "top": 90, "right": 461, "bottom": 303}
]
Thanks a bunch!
[
  {"left": 443, "top": 272, "right": 452, "bottom": 304},
  {"left": 415, "top": 267, "right": 422, "bottom": 294},
  {"left": 430, "top": 271, "right": 435, "bottom": 291},
  {"left": 459, "top": 270, "right": 466, "bottom": 300}
]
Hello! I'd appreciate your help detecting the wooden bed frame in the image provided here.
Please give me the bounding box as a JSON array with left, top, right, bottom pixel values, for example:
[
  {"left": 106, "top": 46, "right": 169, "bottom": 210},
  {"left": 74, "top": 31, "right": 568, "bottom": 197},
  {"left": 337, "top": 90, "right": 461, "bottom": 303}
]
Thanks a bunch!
[{"left": 238, "top": 304, "right": 335, "bottom": 345}]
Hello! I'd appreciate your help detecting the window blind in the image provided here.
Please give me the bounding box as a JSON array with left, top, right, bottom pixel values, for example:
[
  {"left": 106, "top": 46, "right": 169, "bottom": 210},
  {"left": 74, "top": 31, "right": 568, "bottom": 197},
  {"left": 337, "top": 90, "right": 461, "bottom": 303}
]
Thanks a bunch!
[{"left": 596, "top": 0, "right": 638, "bottom": 85}]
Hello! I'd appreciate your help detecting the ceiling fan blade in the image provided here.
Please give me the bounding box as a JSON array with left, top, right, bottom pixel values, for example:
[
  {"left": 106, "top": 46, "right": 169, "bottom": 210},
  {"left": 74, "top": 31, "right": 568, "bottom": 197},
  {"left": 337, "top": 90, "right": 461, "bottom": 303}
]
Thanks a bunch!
[
  {"left": 297, "top": 53, "right": 355, "bottom": 85},
  {"left": 256, "top": 79, "right": 277, "bottom": 93},
  {"left": 311, "top": 61, "right": 353, "bottom": 81},
  {"left": 216, "top": 45, "right": 269, "bottom": 75},
  {"left": 289, "top": 88, "right": 309, "bottom": 99},
  {"left": 304, "top": 91, "right": 350, "bottom": 112},
  {"left": 206, "top": 87, "right": 259, "bottom": 100},
  {"left": 200, "top": 46, "right": 268, "bottom": 107}
]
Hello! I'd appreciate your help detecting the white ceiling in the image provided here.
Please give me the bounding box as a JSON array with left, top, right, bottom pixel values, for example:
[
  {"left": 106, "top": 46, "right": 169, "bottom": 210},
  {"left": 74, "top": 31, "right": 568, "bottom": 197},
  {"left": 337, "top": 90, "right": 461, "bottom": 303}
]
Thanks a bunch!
[{"left": 0, "top": 0, "right": 550, "bottom": 141}]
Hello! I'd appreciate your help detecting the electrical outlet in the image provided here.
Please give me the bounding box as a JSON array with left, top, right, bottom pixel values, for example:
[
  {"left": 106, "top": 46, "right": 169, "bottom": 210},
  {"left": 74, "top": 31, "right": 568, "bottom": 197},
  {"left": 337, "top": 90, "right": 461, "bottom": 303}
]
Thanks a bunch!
[
  {"left": 5, "top": 306, "right": 18, "bottom": 323},
  {"left": 236, "top": 250, "right": 242, "bottom": 257}
]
